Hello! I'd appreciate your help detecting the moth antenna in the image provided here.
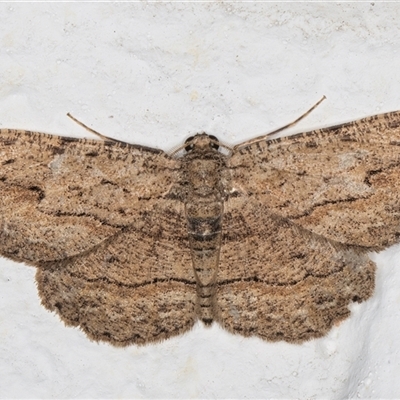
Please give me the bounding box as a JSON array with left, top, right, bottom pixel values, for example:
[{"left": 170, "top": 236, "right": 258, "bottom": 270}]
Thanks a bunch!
[
  {"left": 67, "top": 113, "right": 120, "bottom": 142},
  {"left": 211, "top": 138, "right": 233, "bottom": 155},
  {"left": 234, "top": 96, "right": 326, "bottom": 150},
  {"left": 170, "top": 141, "right": 188, "bottom": 157}
]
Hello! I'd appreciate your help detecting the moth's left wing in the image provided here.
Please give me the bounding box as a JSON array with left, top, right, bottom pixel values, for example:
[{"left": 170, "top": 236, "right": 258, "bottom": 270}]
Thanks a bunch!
[
  {"left": 36, "top": 202, "right": 197, "bottom": 346},
  {"left": 0, "top": 129, "right": 179, "bottom": 263},
  {"left": 0, "top": 129, "right": 198, "bottom": 345},
  {"left": 228, "top": 111, "right": 400, "bottom": 249}
]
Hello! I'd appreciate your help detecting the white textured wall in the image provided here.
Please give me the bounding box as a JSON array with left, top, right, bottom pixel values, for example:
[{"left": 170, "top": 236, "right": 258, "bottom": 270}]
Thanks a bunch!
[{"left": 0, "top": 3, "right": 400, "bottom": 398}]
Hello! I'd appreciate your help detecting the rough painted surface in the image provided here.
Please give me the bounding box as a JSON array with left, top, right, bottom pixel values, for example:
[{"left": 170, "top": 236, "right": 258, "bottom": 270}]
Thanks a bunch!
[
  {"left": 1, "top": 3, "right": 400, "bottom": 399},
  {"left": 2, "top": 110, "right": 400, "bottom": 345}
]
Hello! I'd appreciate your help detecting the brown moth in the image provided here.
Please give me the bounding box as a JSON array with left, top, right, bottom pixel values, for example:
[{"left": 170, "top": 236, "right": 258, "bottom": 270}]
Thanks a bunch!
[{"left": 0, "top": 107, "right": 399, "bottom": 346}]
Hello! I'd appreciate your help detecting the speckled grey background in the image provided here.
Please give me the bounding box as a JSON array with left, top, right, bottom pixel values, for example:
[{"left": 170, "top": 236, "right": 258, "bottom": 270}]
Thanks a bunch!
[{"left": 0, "top": 3, "right": 400, "bottom": 398}]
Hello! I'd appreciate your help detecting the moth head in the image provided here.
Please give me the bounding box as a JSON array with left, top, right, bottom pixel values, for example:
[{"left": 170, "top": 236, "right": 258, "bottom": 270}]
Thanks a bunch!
[
  {"left": 184, "top": 134, "right": 220, "bottom": 153},
  {"left": 171, "top": 133, "right": 231, "bottom": 158}
]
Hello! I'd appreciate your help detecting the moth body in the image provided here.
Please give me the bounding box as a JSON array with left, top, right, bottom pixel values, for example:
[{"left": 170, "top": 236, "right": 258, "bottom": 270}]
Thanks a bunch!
[
  {"left": 181, "top": 134, "right": 229, "bottom": 324},
  {"left": 1, "top": 107, "right": 398, "bottom": 346}
]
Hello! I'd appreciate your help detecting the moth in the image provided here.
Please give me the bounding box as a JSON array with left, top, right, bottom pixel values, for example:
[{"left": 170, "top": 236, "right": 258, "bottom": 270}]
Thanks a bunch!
[{"left": 1, "top": 103, "right": 399, "bottom": 346}]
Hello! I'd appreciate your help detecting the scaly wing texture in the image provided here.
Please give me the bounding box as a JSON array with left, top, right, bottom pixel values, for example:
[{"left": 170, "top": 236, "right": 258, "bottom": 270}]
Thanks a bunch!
[
  {"left": 0, "top": 129, "right": 178, "bottom": 261},
  {"left": 36, "top": 203, "right": 196, "bottom": 346},
  {"left": 228, "top": 111, "right": 400, "bottom": 249},
  {"left": 0, "top": 129, "right": 196, "bottom": 345},
  {"left": 216, "top": 198, "right": 375, "bottom": 343}
]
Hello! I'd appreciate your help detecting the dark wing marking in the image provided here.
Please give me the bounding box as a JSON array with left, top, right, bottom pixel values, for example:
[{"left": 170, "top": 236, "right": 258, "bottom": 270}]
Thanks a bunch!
[
  {"left": 36, "top": 202, "right": 196, "bottom": 346},
  {"left": 216, "top": 198, "right": 375, "bottom": 343},
  {"left": 0, "top": 129, "right": 196, "bottom": 345},
  {"left": 228, "top": 111, "right": 400, "bottom": 249},
  {"left": 0, "top": 129, "right": 176, "bottom": 262}
]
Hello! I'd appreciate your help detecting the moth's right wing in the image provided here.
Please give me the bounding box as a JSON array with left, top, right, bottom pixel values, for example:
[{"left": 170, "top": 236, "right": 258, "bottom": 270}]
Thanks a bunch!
[
  {"left": 216, "top": 197, "right": 375, "bottom": 343},
  {"left": 228, "top": 111, "right": 400, "bottom": 249}
]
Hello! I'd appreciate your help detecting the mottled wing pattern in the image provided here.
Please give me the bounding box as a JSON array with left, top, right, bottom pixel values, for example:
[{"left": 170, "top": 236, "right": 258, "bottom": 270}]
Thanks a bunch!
[
  {"left": 216, "top": 197, "right": 375, "bottom": 342},
  {"left": 0, "top": 129, "right": 196, "bottom": 345},
  {"left": 216, "top": 111, "right": 400, "bottom": 342},
  {"left": 3, "top": 110, "right": 399, "bottom": 346},
  {"left": 36, "top": 203, "right": 196, "bottom": 346},
  {"left": 228, "top": 111, "right": 400, "bottom": 249}
]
